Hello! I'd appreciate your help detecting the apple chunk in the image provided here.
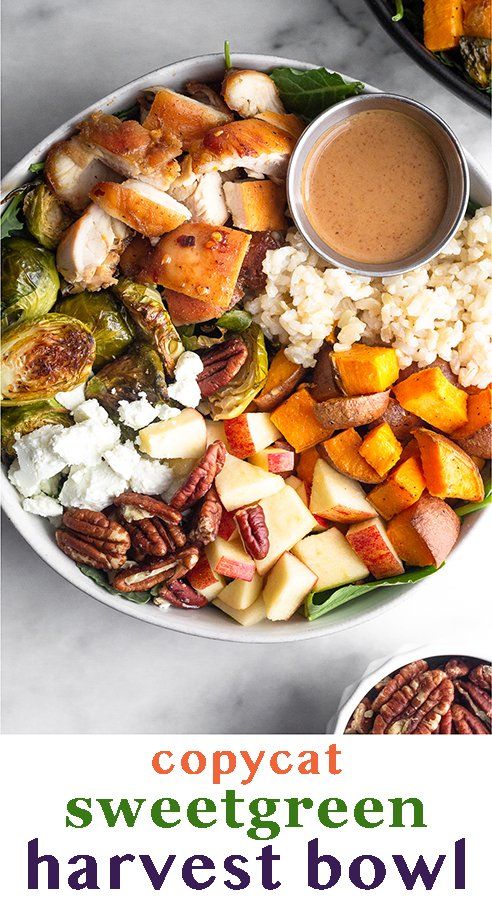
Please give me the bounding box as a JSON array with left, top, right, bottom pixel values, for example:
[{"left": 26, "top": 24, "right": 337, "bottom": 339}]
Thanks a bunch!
[
  {"left": 346, "top": 518, "right": 404, "bottom": 579},
  {"left": 187, "top": 555, "right": 226, "bottom": 600},
  {"left": 213, "top": 595, "right": 266, "bottom": 626},
  {"left": 215, "top": 455, "right": 284, "bottom": 511},
  {"left": 256, "top": 485, "right": 318, "bottom": 576},
  {"left": 206, "top": 537, "right": 256, "bottom": 581},
  {"left": 206, "top": 419, "right": 226, "bottom": 447},
  {"left": 138, "top": 408, "right": 206, "bottom": 459},
  {"left": 293, "top": 528, "right": 369, "bottom": 591},
  {"left": 224, "top": 412, "right": 281, "bottom": 459},
  {"left": 263, "top": 552, "right": 317, "bottom": 621},
  {"left": 249, "top": 446, "right": 295, "bottom": 474},
  {"left": 310, "top": 458, "right": 375, "bottom": 523},
  {"left": 218, "top": 506, "right": 237, "bottom": 541},
  {"left": 217, "top": 572, "right": 263, "bottom": 611}
]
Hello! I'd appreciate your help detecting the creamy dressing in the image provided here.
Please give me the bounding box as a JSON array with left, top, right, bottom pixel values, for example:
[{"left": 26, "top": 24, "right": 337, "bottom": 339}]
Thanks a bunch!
[{"left": 302, "top": 109, "right": 449, "bottom": 265}]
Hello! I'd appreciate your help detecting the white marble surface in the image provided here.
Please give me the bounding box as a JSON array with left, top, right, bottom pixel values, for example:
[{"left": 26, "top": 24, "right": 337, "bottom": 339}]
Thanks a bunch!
[{"left": 2, "top": 0, "right": 490, "bottom": 734}]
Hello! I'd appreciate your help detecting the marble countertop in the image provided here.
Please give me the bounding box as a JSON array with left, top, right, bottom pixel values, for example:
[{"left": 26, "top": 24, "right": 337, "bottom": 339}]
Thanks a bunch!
[{"left": 2, "top": 0, "right": 490, "bottom": 734}]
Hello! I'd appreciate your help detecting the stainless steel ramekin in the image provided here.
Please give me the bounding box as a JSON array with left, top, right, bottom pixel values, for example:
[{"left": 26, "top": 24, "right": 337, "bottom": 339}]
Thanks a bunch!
[{"left": 287, "top": 93, "right": 470, "bottom": 277}]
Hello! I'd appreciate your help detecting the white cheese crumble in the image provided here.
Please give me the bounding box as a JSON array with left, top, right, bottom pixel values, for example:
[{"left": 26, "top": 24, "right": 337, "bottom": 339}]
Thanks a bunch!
[
  {"left": 129, "top": 458, "right": 175, "bottom": 495},
  {"left": 58, "top": 462, "right": 128, "bottom": 511},
  {"left": 54, "top": 384, "right": 86, "bottom": 411},
  {"left": 9, "top": 425, "right": 67, "bottom": 497},
  {"left": 118, "top": 393, "right": 161, "bottom": 430},
  {"left": 103, "top": 441, "right": 140, "bottom": 479},
  {"left": 22, "top": 494, "right": 63, "bottom": 518},
  {"left": 72, "top": 398, "right": 109, "bottom": 424},
  {"left": 52, "top": 417, "right": 120, "bottom": 467},
  {"left": 167, "top": 351, "right": 203, "bottom": 409},
  {"left": 157, "top": 404, "right": 181, "bottom": 421}
]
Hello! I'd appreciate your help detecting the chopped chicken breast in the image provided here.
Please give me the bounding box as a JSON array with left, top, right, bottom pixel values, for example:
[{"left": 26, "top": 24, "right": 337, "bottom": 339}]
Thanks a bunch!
[
  {"left": 167, "top": 155, "right": 199, "bottom": 202},
  {"left": 185, "top": 81, "right": 233, "bottom": 117},
  {"left": 224, "top": 180, "right": 286, "bottom": 231},
  {"left": 164, "top": 290, "right": 226, "bottom": 326},
  {"left": 56, "top": 203, "right": 129, "bottom": 292},
  {"left": 190, "top": 118, "right": 296, "bottom": 181},
  {"left": 255, "top": 110, "right": 305, "bottom": 140},
  {"left": 89, "top": 179, "right": 190, "bottom": 238},
  {"left": 45, "top": 137, "right": 116, "bottom": 211},
  {"left": 78, "top": 113, "right": 180, "bottom": 191},
  {"left": 142, "top": 88, "right": 230, "bottom": 149},
  {"left": 222, "top": 69, "right": 285, "bottom": 117},
  {"left": 184, "top": 172, "right": 228, "bottom": 226},
  {"left": 119, "top": 234, "right": 153, "bottom": 278}
]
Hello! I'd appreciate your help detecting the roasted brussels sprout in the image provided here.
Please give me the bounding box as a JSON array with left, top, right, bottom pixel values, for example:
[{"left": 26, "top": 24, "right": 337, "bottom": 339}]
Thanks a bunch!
[
  {"left": 56, "top": 291, "right": 134, "bottom": 370},
  {"left": 112, "top": 279, "right": 183, "bottom": 375},
  {"left": 1, "top": 400, "right": 71, "bottom": 456},
  {"left": 85, "top": 345, "right": 167, "bottom": 414},
  {"left": 1, "top": 237, "right": 60, "bottom": 329},
  {"left": 1, "top": 314, "right": 95, "bottom": 406},
  {"left": 459, "top": 37, "right": 491, "bottom": 89},
  {"left": 208, "top": 324, "right": 268, "bottom": 420},
  {"left": 23, "top": 183, "right": 72, "bottom": 249}
]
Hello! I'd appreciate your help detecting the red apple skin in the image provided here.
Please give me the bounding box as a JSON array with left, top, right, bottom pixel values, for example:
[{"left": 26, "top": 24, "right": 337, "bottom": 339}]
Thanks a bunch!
[
  {"left": 188, "top": 556, "right": 219, "bottom": 591},
  {"left": 346, "top": 522, "right": 404, "bottom": 579},
  {"left": 265, "top": 450, "right": 295, "bottom": 474},
  {"left": 218, "top": 507, "right": 237, "bottom": 541},
  {"left": 224, "top": 416, "right": 255, "bottom": 459},
  {"left": 323, "top": 505, "right": 374, "bottom": 523},
  {"left": 313, "top": 514, "right": 330, "bottom": 529},
  {"left": 214, "top": 556, "right": 255, "bottom": 581}
]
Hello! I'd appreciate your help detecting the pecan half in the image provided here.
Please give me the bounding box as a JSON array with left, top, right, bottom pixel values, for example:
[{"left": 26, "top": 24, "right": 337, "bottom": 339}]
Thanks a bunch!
[
  {"left": 114, "top": 492, "right": 182, "bottom": 524},
  {"left": 157, "top": 579, "right": 209, "bottom": 609},
  {"left": 438, "top": 709, "right": 453, "bottom": 734},
  {"left": 469, "top": 664, "right": 492, "bottom": 692},
  {"left": 450, "top": 704, "right": 489, "bottom": 734},
  {"left": 188, "top": 487, "right": 222, "bottom": 546},
  {"left": 126, "top": 517, "right": 171, "bottom": 560},
  {"left": 170, "top": 441, "right": 226, "bottom": 510},
  {"left": 372, "top": 668, "right": 453, "bottom": 735},
  {"left": 444, "top": 658, "right": 471, "bottom": 681},
  {"left": 372, "top": 659, "right": 429, "bottom": 712},
  {"left": 111, "top": 546, "right": 199, "bottom": 592},
  {"left": 235, "top": 504, "right": 269, "bottom": 560},
  {"left": 197, "top": 337, "right": 248, "bottom": 398},
  {"left": 344, "top": 698, "right": 374, "bottom": 735},
  {"left": 56, "top": 509, "right": 130, "bottom": 571},
  {"left": 455, "top": 679, "right": 492, "bottom": 724}
]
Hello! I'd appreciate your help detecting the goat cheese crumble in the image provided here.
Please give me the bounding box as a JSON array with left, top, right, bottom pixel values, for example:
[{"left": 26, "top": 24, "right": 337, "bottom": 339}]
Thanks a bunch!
[
  {"left": 167, "top": 351, "right": 203, "bottom": 409},
  {"left": 22, "top": 494, "right": 63, "bottom": 518},
  {"left": 58, "top": 462, "right": 128, "bottom": 511}
]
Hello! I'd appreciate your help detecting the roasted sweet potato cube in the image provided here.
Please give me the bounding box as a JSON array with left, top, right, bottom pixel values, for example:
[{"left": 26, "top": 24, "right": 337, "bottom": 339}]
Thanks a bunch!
[
  {"left": 387, "top": 494, "right": 460, "bottom": 568},
  {"left": 359, "top": 423, "right": 402, "bottom": 477},
  {"left": 367, "top": 455, "right": 426, "bottom": 519},
  {"left": 451, "top": 387, "right": 492, "bottom": 458},
  {"left": 332, "top": 345, "right": 399, "bottom": 395},
  {"left": 413, "top": 428, "right": 484, "bottom": 502},
  {"left": 270, "top": 388, "right": 333, "bottom": 453},
  {"left": 393, "top": 367, "right": 468, "bottom": 433},
  {"left": 255, "top": 348, "right": 303, "bottom": 412},
  {"left": 297, "top": 447, "right": 320, "bottom": 486},
  {"left": 320, "top": 428, "right": 382, "bottom": 484}
]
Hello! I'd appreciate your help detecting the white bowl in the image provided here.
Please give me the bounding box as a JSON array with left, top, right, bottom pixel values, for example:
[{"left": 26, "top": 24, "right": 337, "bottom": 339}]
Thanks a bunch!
[{"left": 1, "top": 53, "right": 490, "bottom": 643}]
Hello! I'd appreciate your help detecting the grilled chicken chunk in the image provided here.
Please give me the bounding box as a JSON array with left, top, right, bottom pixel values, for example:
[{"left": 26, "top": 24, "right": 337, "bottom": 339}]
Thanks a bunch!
[
  {"left": 119, "top": 234, "right": 154, "bottom": 278},
  {"left": 164, "top": 290, "right": 226, "bottom": 326},
  {"left": 56, "top": 203, "right": 129, "bottom": 292},
  {"left": 185, "top": 81, "right": 233, "bottom": 116},
  {"left": 89, "top": 179, "right": 190, "bottom": 238},
  {"left": 167, "top": 155, "right": 199, "bottom": 202},
  {"left": 184, "top": 171, "right": 228, "bottom": 226},
  {"left": 190, "top": 118, "right": 295, "bottom": 181},
  {"left": 45, "top": 136, "right": 116, "bottom": 211},
  {"left": 79, "top": 113, "right": 180, "bottom": 190},
  {"left": 142, "top": 88, "right": 231, "bottom": 149},
  {"left": 222, "top": 69, "right": 285, "bottom": 117},
  {"left": 224, "top": 180, "right": 286, "bottom": 231},
  {"left": 140, "top": 222, "right": 251, "bottom": 309},
  {"left": 255, "top": 110, "right": 304, "bottom": 140}
]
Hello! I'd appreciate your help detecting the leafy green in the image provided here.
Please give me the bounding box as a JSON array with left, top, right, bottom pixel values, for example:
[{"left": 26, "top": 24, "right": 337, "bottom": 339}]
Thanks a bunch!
[
  {"left": 305, "top": 565, "right": 441, "bottom": 621},
  {"left": 224, "top": 40, "right": 232, "bottom": 71},
  {"left": 455, "top": 474, "right": 492, "bottom": 517},
  {"left": 216, "top": 308, "right": 252, "bottom": 333},
  {"left": 269, "top": 67, "right": 364, "bottom": 120},
  {"left": 1, "top": 189, "right": 27, "bottom": 240},
  {"left": 29, "top": 162, "right": 45, "bottom": 174},
  {"left": 466, "top": 198, "right": 480, "bottom": 217},
  {"left": 208, "top": 324, "right": 268, "bottom": 419},
  {"left": 78, "top": 565, "right": 152, "bottom": 604},
  {"left": 392, "top": 1, "right": 405, "bottom": 22},
  {"left": 114, "top": 103, "right": 140, "bottom": 121}
]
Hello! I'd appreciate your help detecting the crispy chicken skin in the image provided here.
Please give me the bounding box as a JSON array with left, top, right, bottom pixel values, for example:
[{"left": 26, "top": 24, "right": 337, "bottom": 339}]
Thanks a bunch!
[
  {"left": 45, "top": 136, "right": 116, "bottom": 211},
  {"left": 119, "top": 234, "right": 154, "bottom": 278},
  {"left": 56, "top": 203, "right": 129, "bottom": 292},
  {"left": 89, "top": 179, "right": 190, "bottom": 238},
  {"left": 142, "top": 88, "right": 231, "bottom": 149},
  {"left": 255, "top": 110, "right": 305, "bottom": 140},
  {"left": 224, "top": 180, "right": 286, "bottom": 231},
  {"left": 140, "top": 222, "right": 251, "bottom": 309},
  {"left": 78, "top": 113, "right": 180, "bottom": 190},
  {"left": 222, "top": 69, "right": 285, "bottom": 118},
  {"left": 190, "top": 117, "right": 296, "bottom": 181}
]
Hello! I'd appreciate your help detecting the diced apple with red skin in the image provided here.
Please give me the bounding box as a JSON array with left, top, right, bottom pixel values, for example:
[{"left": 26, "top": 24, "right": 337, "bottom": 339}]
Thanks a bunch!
[
  {"left": 218, "top": 506, "right": 237, "bottom": 541},
  {"left": 206, "top": 536, "right": 256, "bottom": 581},
  {"left": 249, "top": 445, "right": 295, "bottom": 474},
  {"left": 263, "top": 552, "right": 317, "bottom": 621},
  {"left": 214, "top": 595, "right": 266, "bottom": 626},
  {"left": 217, "top": 572, "right": 263, "bottom": 611},
  {"left": 309, "top": 458, "right": 375, "bottom": 523},
  {"left": 293, "top": 528, "right": 369, "bottom": 591},
  {"left": 286, "top": 475, "right": 328, "bottom": 533},
  {"left": 187, "top": 555, "right": 226, "bottom": 600},
  {"left": 224, "top": 412, "right": 281, "bottom": 459},
  {"left": 346, "top": 518, "right": 404, "bottom": 579},
  {"left": 215, "top": 455, "right": 284, "bottom": 511},
  {"left": 256, "top": 485, "right": 318, "bottom": 576}
]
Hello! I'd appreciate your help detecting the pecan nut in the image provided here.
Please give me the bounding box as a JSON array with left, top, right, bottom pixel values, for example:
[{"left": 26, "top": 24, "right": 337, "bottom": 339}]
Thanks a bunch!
[
  {"left": 372, "top": 659, "right": 428, "bottom": 712},
  {"left": 469, "top": 664, "right": 492, "bottom": 692},
  {"left": 188, "top": 487, "right": 222, "bottom": 546},
  {"left": 235, "top": 505, "right": 270, "bottom": 560},
  {"left": 111, "top": 546, "right": 200, "bottom": 592},
  {"left": 114, "top": 492, "right": 182, "bottom": 524},
  {"left": 157, "top": 579, "right": 209, "bottom": 609},
  {"left": 125, "top": 517, "right": 172, "bottom": 561},
  {"left": 450, "top": 704, "right": 490, "bottom": 734},
  {"left": 170, "top": 441, "right": 226, "bottom": 510},
  {"left": 444, "top": 658, "right": 471, "bottom": 681},
  {"left": 344, "top": 698, "right": 374, "bottom": 735},
  {"left": 455, "top": 678, "right": 492, "bottom": 724},
  {"left": 56, "top": 509, "right": 130, "bottom": 571},
  {"left": 197, "top": 337, "right": 248, "bottom": 398},
  {"left": 372, "top": 668, "right": 453, "bottom": 735},
  {"left": 438, "top": 709, "right": 453, "bottom": 734}
]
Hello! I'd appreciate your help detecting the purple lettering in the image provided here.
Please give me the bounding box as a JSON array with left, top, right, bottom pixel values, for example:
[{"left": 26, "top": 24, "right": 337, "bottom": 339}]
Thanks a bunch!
[
  {"left": 393, "top": 853, "right": 445, "bottom": 889},
  {"left": 139, "top": 854, "right": 175, "bottom": 889},
  {"left": 27, "top": 838, "right": 59, "bottom": 890},
  {"left": 307, "top": 839, "right": 341, "bottom": 890},
  {"left": 349, "top": 855, "right": 386, "bottom": 889},
  {"left": 182, "top": 856, "right": 215, "bottom": 890}
]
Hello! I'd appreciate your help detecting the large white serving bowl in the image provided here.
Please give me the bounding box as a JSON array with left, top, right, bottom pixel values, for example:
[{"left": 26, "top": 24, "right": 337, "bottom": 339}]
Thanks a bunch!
[{"left": 1, "top": 53, "right": 489, "bottom": 643}]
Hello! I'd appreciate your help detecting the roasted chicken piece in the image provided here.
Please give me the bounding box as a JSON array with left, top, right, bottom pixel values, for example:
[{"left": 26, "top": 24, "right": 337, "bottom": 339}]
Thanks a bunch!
[
  {"left": 190, "top": 118, "right": 296, "bottom": 181},
  {"left": 89, "top": 179, "right": 190, "bottom": 238},
  {"left": 119, "top": 234, "right": 153, "bottom": 278},
  {"left": 45, "top": 136, "right": 116, "bottom": 212},
  {"left": 184, "top": 171, "right": 228, "bottom": 226},
  {"left": 255, "top": 110, "right": 304, "bottom": 140},
  {"left": 140, "top": 222, "right": 251, "bottom": 310},
  {"left": 164, "top": 290, "right": 226, "bottom": 326},
  {"left": 224, "top": 180, "right": 286, "bottom": 231},
  {"left": 185, "top": 81, "right": 232, "bottom": 116},
  {"left": 142, "top": 88, "right": 231, "bottom": 149},
  {"left": 78, "top": 113, "right": 180, "bottom": 191},
  {"left": 222, "top": 69, "right": 285, "bottom": 117},
  {"left": 56, "top": 203, "right": 129, "bottom": 292},
  {"left": 236, "top": 231, "right": 284, "bottom": 293}
]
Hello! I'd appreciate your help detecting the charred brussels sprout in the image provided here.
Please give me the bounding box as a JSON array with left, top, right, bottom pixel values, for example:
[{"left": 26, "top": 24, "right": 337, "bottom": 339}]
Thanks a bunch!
[
  {"left": 1, "top": 400, "right": 71, "bottom": 456},
  {"left": 1, "top": 237, "right": 60, "bottom": 329},
  {"left": 85, "top": 345, "right": 167, "bottom": 414},
  {"left": 56, "top": 291, "right": 134, "bottom": 370},
  {"left": 23, "top": 183, "right": 72, "bottom": 249},
  {"left": 1, "top": 314, "right": 95, "bottom": 405},
  {"left": 208, "top": 324, "right": 268, "bottom": 420},
  {"left": 112, "top": 278, "right": 183, "bottom": 374},
  {"left": 459, "top": 38, "right": 491, "bottom": 89}
]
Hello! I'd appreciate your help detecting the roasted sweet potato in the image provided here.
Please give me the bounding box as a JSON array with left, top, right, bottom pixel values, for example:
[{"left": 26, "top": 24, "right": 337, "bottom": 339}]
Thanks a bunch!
[
  {"left": 254, "top": 348, "right": 303, "bottom": 412},
  {"left": 311, "top": 342, "right": 341, "bottom": 401},
  {"left": 315, "top": 392, "right": 390, "bottom": 430},
  {"left": 393, "top": 367, "right": 468, "bottom": 433},
  {"left": 271, "top": 387, "right": 334, "bottom": 453},
  {"left": 414, "top": 428, "right": 484, "bottom": 503},
  {"left": 371, "top": 397, "right": 422, "bottom": 444},
  {"left": 320, "top": 428, "right": 383, "bottom": 484},
  {"left": 360, "top": 423, "right": 402, "bottom": 477},
  {"left": 452, "top": 387, "right": 492, "bottom": 459},
  {"left": 367, "top": 455, "right": 426, "bottom": 520},
  {"left": 462, "top": 0, "right": 491, "bottom": 38},
  {"left": 396, "top": 358, "right": 459, "bottom": 387},
  {"left": 297, "top": 446, "right": 320, "bottom": 486},
  {"left": 423, "top": 0, "right": 463, "bottom": 51},
  {"left": 332, "top": 345, "right": 399, "bottom": 395},
  {"left": 387, "top": 493, "right": 461, "bottom": 568}
]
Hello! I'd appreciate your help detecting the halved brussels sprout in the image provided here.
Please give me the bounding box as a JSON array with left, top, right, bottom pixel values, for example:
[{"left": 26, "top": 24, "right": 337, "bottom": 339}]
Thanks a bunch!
[
  {"left": 85, "top": 345, "right": 167, "bottom": 414},
  {"left": 56, "top": 291, "right": 135, "bottom": 370},
  {"left": 208, "top": 324, "right": 268, "bottom": 420},
  {"left": 1, "top": 314, "right": 95, "bottom": 406},
  {"left": 1, "top": 237, "right": 60, "bottom": 330},
  {"left": 23, "top": 183, "right": 72, "bottom": 249},
  {"left": 1, "top": 399, "right": 71, "bottom": 456},
  {"left": 112, "top": 278, "right": 183, "bottom": 375}
]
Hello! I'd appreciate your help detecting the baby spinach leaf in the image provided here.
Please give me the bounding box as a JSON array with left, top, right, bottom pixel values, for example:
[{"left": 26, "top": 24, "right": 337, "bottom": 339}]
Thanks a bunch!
[
  {"left": 269, "top": 67, "right": 364, "bottom": 120},
  {"left": 305, "top": 565, "right": 441, "bottom": 621},
  {"left": 78, "top": 564, "right": 152, "bottom": 604},
  {"left": 216, "top": 308, "right": 252, "bottom": 333},
  {"left": 114, "top": 103, "right": 140, "bottom": 121},
  {"left": 455, "top": 473, "right": 492, "bottom": 517},
  {"left": 29, "top": 161, "right": 45, "bottom": 174},
  {"left": 1, "top": 188, "right": 28, "bottom": 240}
]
